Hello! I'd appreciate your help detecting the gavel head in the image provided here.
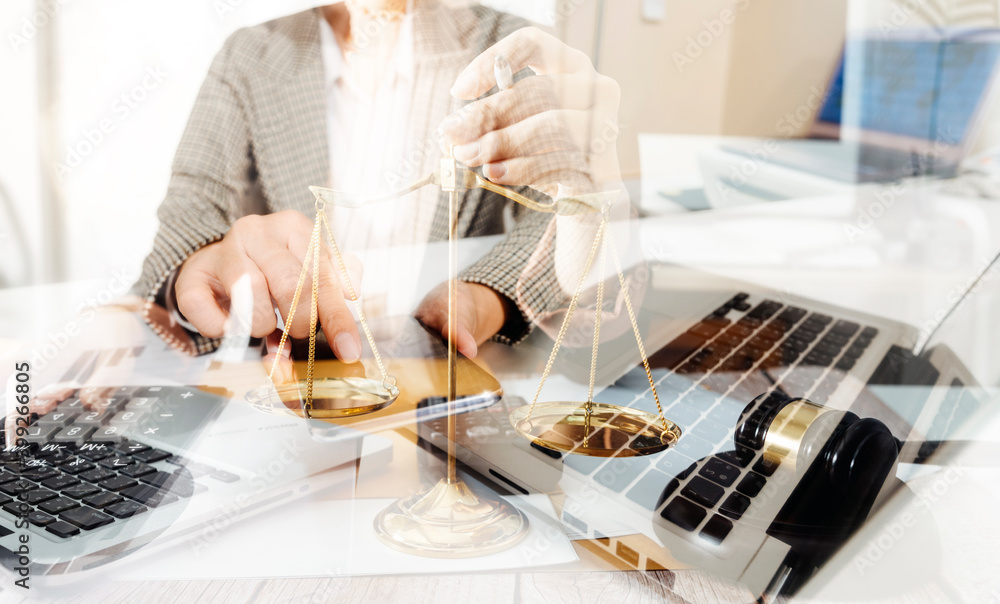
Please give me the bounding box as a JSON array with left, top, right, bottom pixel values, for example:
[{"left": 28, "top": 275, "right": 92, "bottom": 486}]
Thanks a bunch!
[{"left": 735, "top": 391, "right": 898, "bottom": 489}]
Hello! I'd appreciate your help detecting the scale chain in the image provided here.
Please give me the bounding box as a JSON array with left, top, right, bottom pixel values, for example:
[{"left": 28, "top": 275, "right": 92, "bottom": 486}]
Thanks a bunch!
[
  {"left": 526, "top": 218, "right": 607, "bottom": 422},
  {"left": 605, "top": 229, "right": 670, "bottom": 435}
]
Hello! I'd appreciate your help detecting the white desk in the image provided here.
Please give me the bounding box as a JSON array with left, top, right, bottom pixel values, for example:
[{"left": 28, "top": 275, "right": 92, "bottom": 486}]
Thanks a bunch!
[{"left": 3, "top": 185, "right": 1000, "bottom": 602}]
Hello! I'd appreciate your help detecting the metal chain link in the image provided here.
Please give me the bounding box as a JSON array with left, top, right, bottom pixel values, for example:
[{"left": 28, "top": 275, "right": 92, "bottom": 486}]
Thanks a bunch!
[{"left": 526, "top": 218, "right": 607, "bottom": 422}]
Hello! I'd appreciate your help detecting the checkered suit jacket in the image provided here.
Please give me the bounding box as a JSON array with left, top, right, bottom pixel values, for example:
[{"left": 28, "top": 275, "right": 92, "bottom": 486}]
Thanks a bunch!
[{"left": 135, "top": 4, "right": 564, "bottom": 354}]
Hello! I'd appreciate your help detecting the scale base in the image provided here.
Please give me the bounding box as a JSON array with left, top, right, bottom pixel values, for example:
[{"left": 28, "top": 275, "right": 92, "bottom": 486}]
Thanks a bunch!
[
  {"left": 373, "top": 478, "right": 528, "bottom": 558},
  {"left": 509, "top": 401, "right": 681, "bottom": 458}
]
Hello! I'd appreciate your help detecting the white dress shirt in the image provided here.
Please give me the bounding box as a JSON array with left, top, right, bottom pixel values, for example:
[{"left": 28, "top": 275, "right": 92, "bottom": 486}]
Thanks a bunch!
[{"left": 318, "top": 15, "right": 443, "bottom": 315}]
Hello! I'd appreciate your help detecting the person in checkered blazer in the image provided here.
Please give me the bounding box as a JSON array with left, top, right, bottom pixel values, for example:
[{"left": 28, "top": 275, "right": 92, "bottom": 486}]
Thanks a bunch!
[{"left": 135, "top": 0, "right": 624, "bottom": 361}]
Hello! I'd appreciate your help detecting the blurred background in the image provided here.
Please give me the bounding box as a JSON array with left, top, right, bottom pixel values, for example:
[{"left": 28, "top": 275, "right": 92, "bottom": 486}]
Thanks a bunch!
[{"left": 2, "top": 0, "right": 1000, "bottom": 289}]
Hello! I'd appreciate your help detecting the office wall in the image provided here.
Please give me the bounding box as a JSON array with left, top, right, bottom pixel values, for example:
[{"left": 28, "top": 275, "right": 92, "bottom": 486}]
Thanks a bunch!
[{"left": 720, "top": 1, "right": 847, "bottom": 137}]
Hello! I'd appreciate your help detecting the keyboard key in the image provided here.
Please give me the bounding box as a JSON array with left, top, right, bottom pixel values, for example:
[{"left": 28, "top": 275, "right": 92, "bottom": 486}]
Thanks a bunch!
[
  {"left": 124, "top": 397, "right": 159, "bottom": 412},
  {"left": 753, "top": 456, "right": 780, "bottom": 477},
  {"left": 41, "top": 474, "right": 81, "bottom": 491},
  {"left": 563, "top": 454, "right": 605, "bottom": 476},
  {"left": 60, "top": 506, "right": 114, "bottom": 531},
  {"left": 821, "top": 332, "right": 850, "bottom": 347},
  {"left": 2, "top": 501, "right": 27, "bottom": 516},
  {"left": 51, "top": 426, "right": 95, "bottom": 446},
  {"left": 121, "top": 485, "right": 178, "bottom": 508},
  {"left": 663, "top": 404, "right": 700, "bottom": 429},
  {"left": 649, "top": 331, "right": 708, "bottom": 371},
  {"left": 131, "top": 449, "right": 171, "bottom": 464},
  {"left": 831, "top": 320, "right": 860, "bottom": 336},
  {"left": 23, "top": 424, "right": 60, "bottom": 445},
  {"left": 56, "top": 399, "right": 85, "bottom": 412},
  {"left": 0, "top": 471, "right": 19, "bottom": 484},
  {"left": 0, "top": 480, "right": 36, "bottom": 496},
  {"left": 835, "top": 357, "right": 856, "bottom": 371},
  {"left": 83, "top": 492, "right": 124, "bottom": 509},
  {"left": 624, "top": 469, "right": 673, "bottom": 511},
  {"left": 45, "top": 520, "right": 81, "bottom": 538},
  {"left": 718, "top": 445, "right": 754, "bottom": 468},
  {"left": 660, "top": 497, "right": 707, "bottom": 532},
  {"left": 803, "top": 352, "right": 834, "bottom": 367},
  {"left": 720, "top": 492, "right": 751, "bottom": 519},
  {"left": 38, "top": 496, "right": 80, "bottom": 515},
  {"left": 673, "top": 433, "right": 714, "bottom": 461},
  {"left": 681, "top": 476, "right": 725, "bottom": 508},
  {"left": 699, "top": 514, "right": 734, "bottom": 545},
  {"left": 747, "top": 301, "right": 782, "bottom": 321},
  {"left": 97, "top": 476, "right": 138, "bottom": 492},
  {"left": 594, "top": 458, "right": 650, "bottom": 493},
  {"left": 209, "top": 469, "right": 240, "bottom": 483},
  {"left": 116, "top": 442, "right": 150, "bottom": 455},
  {"left": 699, "top": 458, "right": 739, "bottom": 487},
  {"left": 37, "top": 412, "right": 78, "bottom": 428},
  {"left": 74, "top": 411, "right": 111, "bottom": 428},
  {"left": 141, "top": 472, "right": 195, "bottom": 497},
  {"left": 690, "top": 320, "right": 725, "bottom": 339},
  {"left": 80, "top": 468, "right": 116, "bottom": 483},
  {"left": 91, "top": 426, "right": 125, "bottom": 443},
  {"left": 790, "top": 327, "right": 819, "bottom": 342},
  {"left": 692, "top": 417, "right": 730, "bottom": 445},
  {"left": 105, "top": 500, "right": 147, "bottom": 519},
  {"left": 21, "top": 466, "right": 60, "bottom": 482},
  {"left": 655, "top": 450, "right": 696, "bottom": 479},
  {"left": 76, "top": 446, "right": 113, "bottom": 461},
  {"left": 814, "top": 342, "right": 844, "bottom": 357},
  {"left": 34, "top": 444, "right": 72, "bottom": 462},
  {"left": 736, "top": 472, "right": 767, "bottom": 497},
  {"left": 20, "top": 488, "right": 58, "bottom": 505},
  {"left": 28, "top": 511, "right": 56, "bottom": 526},
  {"left": 60, "top": 460, "right": 95, "bottom": 475},
  {"left": 62, "top": 483, "right": 101, "bottom": 499},
  {"left": 120, "top": 462, "right": 156, "bottom": 478},
  {"left": 100, "top": 455, "right": 135, "bottom": 470},
  {"left": 776, "top": 307, "right": 807, "bottom": 324}
]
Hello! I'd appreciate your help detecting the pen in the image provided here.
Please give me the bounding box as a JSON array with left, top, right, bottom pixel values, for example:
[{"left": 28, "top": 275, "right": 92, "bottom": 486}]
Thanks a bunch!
[{"left": 494, "top": 54, "right": 513, "bottom": 91}]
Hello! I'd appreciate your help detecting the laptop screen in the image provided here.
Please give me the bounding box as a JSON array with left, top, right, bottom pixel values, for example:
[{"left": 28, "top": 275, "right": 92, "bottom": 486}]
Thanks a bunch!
[{"left": 818, "top": 30, "right": 1000, "bottom": 146}]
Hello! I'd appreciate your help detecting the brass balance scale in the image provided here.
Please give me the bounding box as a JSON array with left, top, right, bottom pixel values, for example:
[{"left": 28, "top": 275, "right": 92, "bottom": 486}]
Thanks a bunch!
[{"left": 246, "top": 60, "right": 681, "bottom": 558}]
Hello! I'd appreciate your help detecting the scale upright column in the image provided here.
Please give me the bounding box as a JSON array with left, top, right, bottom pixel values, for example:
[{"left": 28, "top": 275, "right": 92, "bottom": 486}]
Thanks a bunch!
[{"left": 372, "top": 156, "right": 529, "bottom": 558}]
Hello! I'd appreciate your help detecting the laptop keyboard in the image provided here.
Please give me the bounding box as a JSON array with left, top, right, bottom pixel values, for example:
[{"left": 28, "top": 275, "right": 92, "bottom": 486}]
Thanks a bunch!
[
  {"left": 563, "top": 292, "right": 884, "bottom": 544},
  {"left": 0, "top": 386, "right": 236, "bottom": 541}
]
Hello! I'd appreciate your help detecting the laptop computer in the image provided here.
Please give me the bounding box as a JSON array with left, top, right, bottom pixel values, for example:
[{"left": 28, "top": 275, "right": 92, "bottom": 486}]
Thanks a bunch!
[
  {"left": 407, "top": 247, "right": 995, "bottom": 596},
  {"left": 0, "top": 312, "right": 499, "bottom": 589},
  {"left": 701, "top": 28, "right": 1000, "bottom": 207}
]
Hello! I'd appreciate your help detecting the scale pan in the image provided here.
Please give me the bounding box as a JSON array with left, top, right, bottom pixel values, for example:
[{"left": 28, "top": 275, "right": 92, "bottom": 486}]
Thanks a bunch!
[
  {"left": 245, "top": 376, "right": 398, "bottom": 418},
  {"left": 509, "top": 401, "right": 681, "bottom": 457}
]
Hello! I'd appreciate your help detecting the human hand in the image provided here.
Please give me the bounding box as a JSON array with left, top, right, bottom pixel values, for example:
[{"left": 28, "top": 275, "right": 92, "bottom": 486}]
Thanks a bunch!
[
  {"left": 174, "top": 210, "right": 363, "bottom": 363},
  {"left": 414, "top": 281, "right": 508, "bottom": 359},
  {"left": 439, "top": 27, "right": 623, "bottom": 199}
]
